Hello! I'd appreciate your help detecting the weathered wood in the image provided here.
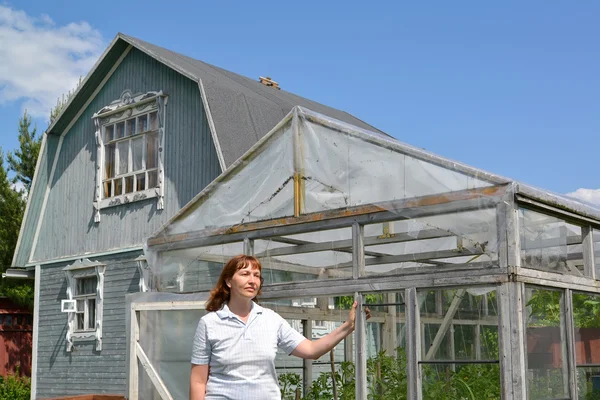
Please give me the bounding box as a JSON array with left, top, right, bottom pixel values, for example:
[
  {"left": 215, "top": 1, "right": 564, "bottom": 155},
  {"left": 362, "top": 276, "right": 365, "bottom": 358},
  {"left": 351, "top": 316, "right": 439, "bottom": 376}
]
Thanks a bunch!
[
  {"left": 352, "top": 223, "right": 365, "bottom": 278},
  {"left": 355, "top": 293, "right": 367, "bottom": 400},
  {"left": 302, "top": 320, "right": 313, "bottom": 395},
  {"left": 564, "top": 289, "right": 577, "bottom": 399},
  {"left": 405, "top": 288, "right": 422, "bottom": 400},
  {"left": 128, "top": 307, "right": 138, "bottom": 400}
]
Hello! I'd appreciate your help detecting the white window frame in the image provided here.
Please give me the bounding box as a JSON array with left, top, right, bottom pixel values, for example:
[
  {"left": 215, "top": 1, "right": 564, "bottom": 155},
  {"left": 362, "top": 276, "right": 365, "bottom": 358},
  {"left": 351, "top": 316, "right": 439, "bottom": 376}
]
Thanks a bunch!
[
  {"left": 92, "top": 90, "right": 167, "bottom": 222},
  {"left": 63, "top": 258, "right": 105, "bottom": 352}
]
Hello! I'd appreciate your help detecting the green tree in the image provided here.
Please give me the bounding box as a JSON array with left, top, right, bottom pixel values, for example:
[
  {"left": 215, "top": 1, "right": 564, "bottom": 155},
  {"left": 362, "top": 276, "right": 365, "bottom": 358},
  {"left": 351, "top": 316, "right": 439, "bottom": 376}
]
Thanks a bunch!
[
  {"left": 7, "top": 111, "right": 40, "bottom": 195},
  {"left": 0, "top": 148, "right": 25, "bottom": 271}
]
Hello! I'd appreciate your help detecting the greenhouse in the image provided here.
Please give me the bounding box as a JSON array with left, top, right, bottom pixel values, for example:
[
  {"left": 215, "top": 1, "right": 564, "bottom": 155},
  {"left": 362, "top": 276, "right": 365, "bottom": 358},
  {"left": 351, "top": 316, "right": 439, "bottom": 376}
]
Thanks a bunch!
[{"left": 127, "top": 107, "right": 600, "bottom": 400}]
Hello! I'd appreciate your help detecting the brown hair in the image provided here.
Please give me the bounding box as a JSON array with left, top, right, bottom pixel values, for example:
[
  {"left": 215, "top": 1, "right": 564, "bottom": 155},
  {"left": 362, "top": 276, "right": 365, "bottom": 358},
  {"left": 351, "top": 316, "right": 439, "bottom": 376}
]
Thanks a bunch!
[{"left": 205, "top": 255, "right": 264, "bottom": 312}]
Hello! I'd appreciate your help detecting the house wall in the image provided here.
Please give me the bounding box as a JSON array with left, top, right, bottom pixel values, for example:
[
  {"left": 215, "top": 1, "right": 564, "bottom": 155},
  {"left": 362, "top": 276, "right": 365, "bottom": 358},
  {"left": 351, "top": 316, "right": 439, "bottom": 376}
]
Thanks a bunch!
[
  {"left": 31, "top": 47, "right": 222, "bottom": 262},
  {"left": 35, "top": 253, "right": 140, "bottom": 398}
]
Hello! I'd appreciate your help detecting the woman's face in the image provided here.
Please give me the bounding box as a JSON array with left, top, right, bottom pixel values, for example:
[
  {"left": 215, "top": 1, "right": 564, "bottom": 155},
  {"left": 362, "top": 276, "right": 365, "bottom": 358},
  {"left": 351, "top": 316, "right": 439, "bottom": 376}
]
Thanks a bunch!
[{"left": 227, "top": 264, "right": 261, "bottom": 300}]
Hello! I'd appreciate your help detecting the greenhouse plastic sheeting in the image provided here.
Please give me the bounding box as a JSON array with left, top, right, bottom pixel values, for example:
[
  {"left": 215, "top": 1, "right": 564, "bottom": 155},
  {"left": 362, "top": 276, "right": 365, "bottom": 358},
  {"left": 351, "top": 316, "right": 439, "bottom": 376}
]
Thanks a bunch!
[{"left": 143, "top": 107, "right": 513, "bottom": 291}]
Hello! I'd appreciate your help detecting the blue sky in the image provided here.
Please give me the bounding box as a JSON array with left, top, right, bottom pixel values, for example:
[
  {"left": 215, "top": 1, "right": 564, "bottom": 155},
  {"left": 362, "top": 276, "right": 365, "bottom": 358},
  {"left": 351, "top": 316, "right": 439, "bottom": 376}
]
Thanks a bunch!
[{"left": 1, "top": 1, "right": 599, "bottom": 202}]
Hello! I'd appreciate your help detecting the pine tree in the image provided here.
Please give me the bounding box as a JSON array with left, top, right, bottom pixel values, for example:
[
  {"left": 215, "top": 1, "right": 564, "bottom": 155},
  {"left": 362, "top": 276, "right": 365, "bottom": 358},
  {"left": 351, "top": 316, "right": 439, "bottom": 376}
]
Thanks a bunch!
[
  {"left": 0, "top": 148, "right": 25, "bottom": 271},
  {"left": 7, "top": 111, "right": 41, "bottom": 195}
]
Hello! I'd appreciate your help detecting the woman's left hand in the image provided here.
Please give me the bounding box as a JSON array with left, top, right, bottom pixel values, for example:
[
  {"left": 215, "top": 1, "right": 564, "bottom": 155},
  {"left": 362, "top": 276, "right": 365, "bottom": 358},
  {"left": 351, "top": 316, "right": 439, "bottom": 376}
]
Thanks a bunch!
[{"left": 346, "top": 301, "right": 371, "bottom": 331}]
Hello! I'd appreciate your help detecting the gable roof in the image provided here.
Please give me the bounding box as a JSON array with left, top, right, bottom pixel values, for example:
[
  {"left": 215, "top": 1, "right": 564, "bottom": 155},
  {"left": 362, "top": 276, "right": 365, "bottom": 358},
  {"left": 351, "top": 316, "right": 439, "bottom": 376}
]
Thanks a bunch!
[{"left": 48, "top": 33, "right": 388, "bottom": 168}]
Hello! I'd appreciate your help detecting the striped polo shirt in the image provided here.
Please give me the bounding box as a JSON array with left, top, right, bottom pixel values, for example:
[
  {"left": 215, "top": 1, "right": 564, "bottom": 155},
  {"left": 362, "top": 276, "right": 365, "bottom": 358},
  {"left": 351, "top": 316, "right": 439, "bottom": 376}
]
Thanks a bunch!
[{"left": 192, "top": 302, "right": 306, "bottom": 399}]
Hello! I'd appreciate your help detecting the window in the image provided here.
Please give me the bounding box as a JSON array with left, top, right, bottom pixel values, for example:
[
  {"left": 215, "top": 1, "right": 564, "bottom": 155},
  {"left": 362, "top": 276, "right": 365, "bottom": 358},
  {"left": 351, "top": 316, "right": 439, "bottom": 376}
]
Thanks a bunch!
[
  {"left": 92, "top": 90, "right": 166, "bottom": 222},
  {"left": 63, "top": 259, "right": 105, "bottom": 351},
  {"left": 74, "top": 276, "right": 97, "bottom": 332}
]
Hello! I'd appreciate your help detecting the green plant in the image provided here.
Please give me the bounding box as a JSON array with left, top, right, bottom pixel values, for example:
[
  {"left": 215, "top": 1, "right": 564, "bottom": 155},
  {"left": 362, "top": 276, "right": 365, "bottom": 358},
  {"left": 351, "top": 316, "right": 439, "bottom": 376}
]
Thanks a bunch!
[{"left": 0, "top": 372, "right": 30, "bottom": 400}]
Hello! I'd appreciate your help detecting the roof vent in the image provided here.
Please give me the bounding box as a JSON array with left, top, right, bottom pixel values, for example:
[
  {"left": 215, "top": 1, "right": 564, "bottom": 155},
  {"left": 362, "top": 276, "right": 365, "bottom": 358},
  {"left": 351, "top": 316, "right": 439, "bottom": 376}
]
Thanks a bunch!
[{"left": 259, "top": 76, "right": 280, "bottom": 90}]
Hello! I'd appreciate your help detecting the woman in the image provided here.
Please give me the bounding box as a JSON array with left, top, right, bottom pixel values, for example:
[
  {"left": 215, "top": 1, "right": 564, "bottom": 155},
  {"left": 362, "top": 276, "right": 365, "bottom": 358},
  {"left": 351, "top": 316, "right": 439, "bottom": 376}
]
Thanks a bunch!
[{"left": 190, "top": 254, "right": 370, "bottom": 400}]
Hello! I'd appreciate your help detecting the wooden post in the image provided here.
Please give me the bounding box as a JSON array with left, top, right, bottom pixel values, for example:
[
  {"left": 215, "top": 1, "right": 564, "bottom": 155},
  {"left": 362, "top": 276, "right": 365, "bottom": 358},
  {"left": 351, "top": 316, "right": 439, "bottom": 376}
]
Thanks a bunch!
[
  {"left": 355, "top": 293, "right": 367, "bottom": 400},
  {"left": 302, "top": 319, "right": 313, "bottom": 395},
  {"left": 406, "top": 288, "right": 422, "bottom": 400},
  {"left": 564, "top": 289, "right": 577, "bottom": 399},
  {"left": 129, "top": 305, "right": 139, "bottom": 400}
]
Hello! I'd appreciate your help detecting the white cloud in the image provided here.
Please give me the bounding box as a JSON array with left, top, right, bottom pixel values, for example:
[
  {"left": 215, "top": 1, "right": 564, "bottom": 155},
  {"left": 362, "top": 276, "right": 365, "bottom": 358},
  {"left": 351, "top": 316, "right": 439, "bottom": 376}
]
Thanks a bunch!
[
  {"left": 565, "top": 188, "right": 600, "bottom": 208},
  {"left": 0, "top": 5, "right": 105, "bottom": 118}
]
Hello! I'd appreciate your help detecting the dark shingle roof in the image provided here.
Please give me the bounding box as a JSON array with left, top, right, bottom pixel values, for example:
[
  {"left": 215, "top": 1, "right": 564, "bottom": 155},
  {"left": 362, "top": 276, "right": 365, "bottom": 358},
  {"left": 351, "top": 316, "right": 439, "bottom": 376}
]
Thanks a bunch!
[{"left": 118, "top": 34, "right": 389, "bottom": 166}]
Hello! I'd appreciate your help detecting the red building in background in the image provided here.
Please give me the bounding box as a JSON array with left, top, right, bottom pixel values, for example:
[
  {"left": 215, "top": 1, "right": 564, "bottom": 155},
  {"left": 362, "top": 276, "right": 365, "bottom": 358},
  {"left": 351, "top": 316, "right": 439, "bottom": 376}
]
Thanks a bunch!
[{"left": 0, "top": 297, "right": 32, "bottom": 376}]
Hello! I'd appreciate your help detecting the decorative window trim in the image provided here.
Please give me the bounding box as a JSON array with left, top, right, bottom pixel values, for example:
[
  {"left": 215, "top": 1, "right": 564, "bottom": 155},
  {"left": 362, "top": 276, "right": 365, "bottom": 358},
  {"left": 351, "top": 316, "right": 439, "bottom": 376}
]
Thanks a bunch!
[
  {"left": 63, "top": 258, "right": 106, "bottom": 352},
  {"left": 135, "top": 255, "right": 150, "bottom": 292},
  {"left": 92, "top": 90, "right": 167, "bottom": 222}
]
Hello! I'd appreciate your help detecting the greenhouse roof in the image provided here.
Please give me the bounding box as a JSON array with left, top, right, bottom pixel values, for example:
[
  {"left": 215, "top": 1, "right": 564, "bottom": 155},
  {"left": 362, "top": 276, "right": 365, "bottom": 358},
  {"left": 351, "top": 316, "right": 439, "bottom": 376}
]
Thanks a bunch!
[{"left": 148, "top": 106, "right": 600, "bottom": 251}]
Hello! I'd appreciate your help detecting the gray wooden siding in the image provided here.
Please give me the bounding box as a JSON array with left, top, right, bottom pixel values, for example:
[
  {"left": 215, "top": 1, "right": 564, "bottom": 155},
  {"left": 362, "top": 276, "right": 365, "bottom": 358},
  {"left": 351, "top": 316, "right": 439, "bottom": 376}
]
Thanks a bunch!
[
  {"left": 35, "top": 253, "right": 140, "bottom": 398},
  {"left": 13, "top": 134, "right": 61, "bottom": 267},
  {"left": 32, "top": 48, "right": 222, "bottom": 262}
]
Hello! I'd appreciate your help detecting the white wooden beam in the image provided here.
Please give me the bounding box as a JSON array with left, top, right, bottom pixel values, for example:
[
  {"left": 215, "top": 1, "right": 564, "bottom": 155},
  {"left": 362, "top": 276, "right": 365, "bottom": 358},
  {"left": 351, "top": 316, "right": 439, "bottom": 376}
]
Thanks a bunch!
[{"left": 136, "top": 342, "right": 174, "bottom": 400}]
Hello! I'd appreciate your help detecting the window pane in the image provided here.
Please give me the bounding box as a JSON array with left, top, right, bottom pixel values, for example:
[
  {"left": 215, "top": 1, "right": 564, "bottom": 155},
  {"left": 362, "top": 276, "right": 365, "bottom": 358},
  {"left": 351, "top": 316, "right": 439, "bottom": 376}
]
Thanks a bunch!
[
  {"left": 126, "top": 118, "right": 136, "bottom": 137},
  {"left": 77, "top": 277, "right": 97, "bottom": 295},
  {"left": 104, "top": 143, "right": 115, "bottom": 179},
  {"left": 114, "top": 178, "right": 123, "bottom": 196},
  {"left": 125, "top": 176, "right": 134, "bottom": 194},
  {"left": 132, "top": 136, "right": 144, "bottom": 171},
  {"left": 77, "top": 300, "right": 85, "bottom": 313},
  {"left": 573, "top": 292, "right": 600, "bottom": 366},
  {"left": 520, "top": 208, "right": 582, "bottom": 276},
  {"left": 136, "top": 173, "right": 146, "bottom": 192},
  {"left": 148, "top": 170, "right": 158, "bottom": 189},
  {"left": 150, "top": 111, "right": 158, "bottom": 130},
  {"left": 138, "top": 114, "right": 148, "bottom": 133},
  {"left": 88, "top": 299, "right": 96, "bottom": 330},
  {"left": 116, "top": 121, "right": 125, "bottom": 139},
  {"left": 77, "top": 312, "right": 85, "bottom": 331},
  {"left": 103, "top": 181, "right": 112, "bottom": 199},
  {"left": 525, "top": 287, "right": 568, "bottom": 399},
  {"left": 118, "top": 141, "right": 129, "bottom": 175},
  {"left": 104, "top": 125, "right": 114, "bottom": 142},
  {"left": 146, "top": 132, "right": 158, "bottom": 169}
]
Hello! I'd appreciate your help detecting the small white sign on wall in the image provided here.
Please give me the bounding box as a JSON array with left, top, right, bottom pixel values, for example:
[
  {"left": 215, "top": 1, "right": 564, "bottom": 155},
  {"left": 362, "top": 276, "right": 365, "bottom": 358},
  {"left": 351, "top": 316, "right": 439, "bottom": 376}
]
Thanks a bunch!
[{"left": 61, "top": 299, "right": 77, "bottom": 313}]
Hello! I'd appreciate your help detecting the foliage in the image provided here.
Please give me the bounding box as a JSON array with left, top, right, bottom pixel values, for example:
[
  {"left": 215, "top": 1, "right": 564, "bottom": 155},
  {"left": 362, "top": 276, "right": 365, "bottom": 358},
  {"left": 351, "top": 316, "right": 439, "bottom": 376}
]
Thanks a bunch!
[
  {"left": 49, "top": 76, "right": 81, "bottom": 125},
  {"left": 0, "top": 149, "right": 25, "bottom": 271},
  {"left": 7, "top": 111, "right": 41, "bottom": 195},
  {"left": 0, "top": 372, "right": 30, "bottom": 400},
  {"left": 279, "top": 348, "right": 501, "bottom": 400}
]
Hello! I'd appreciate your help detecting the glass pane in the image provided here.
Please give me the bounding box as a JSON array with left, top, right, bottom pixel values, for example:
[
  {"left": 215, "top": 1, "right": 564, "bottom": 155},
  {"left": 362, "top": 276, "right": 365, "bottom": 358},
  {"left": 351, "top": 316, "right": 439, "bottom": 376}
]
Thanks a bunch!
[
  {"left": 422, "top": 363, "right": 500, "bottom": 400},
  {"left": 104, "top": 125, "right": 114, "bottom": 142},
  {"left": 577, "top": 366, "right": 600, "bottom": 399},
  {"left": 118, "top": 141, "right": 129, "bottom": 175},
  {"left": 77, "top": 277, "right": 97, "bottom": 295},
  {"left": 5, "top": 316, "right": 11, "bottom": 326},
  {"left": 116, "top": 121, "right": 125, "bottom": 139},
  {"left": 255, "top": 227, "right": 353, "bottom": 284},
  {"left": 573, "top": 292, "right": 600, "bottom": 366},
  {"left": 104, "top": 143, "right": 115, "bottom": 179},
  {"left": 150, "top": 111, "right": 158, "bottom": 130},
  {"left": 362, "top": 291, "right": 407, "bottom": 398},
  {"left": 146, "top": 132, "right": 158, "bottom": 169},
  {"left": 76, "top": 313, "right": 84, "bottom": 331},
  {"left": 103, "top": 181, "right": 112, "bottom": 199},
  {"left": 125, "top": 176, "right": 134, "bottom": 194},
  {"left": 136, "top": 173, "right": 146, "bottom": 192},
  {"left": 138, "top": 114, "right": 148, "bottom": 133},
  {"left": 114, "top": 178, "right": 123, "bottom": 196},
  {"left": 88, "top": 299, "right": 96, "bottom": 329},
  {"left": 525, "top": 287, "right": 569, "bottom": 400},
  {"left": 132, "top": 136, "right": 144, "bottom": 171},
  {"left": 419, "top": 287, "right": 499, "bottom": 361},
  {"left": 364, "top": 209, "right": 498, "bottom": 275},
  {"left": 126, "top": 118, "right": 136, "bottom": 137},
  {"left": 520, "top": 208, "right": 583, "bottom": 276},
  {"left": 148, "top": 170, "right": 158, "bottom": 189}
]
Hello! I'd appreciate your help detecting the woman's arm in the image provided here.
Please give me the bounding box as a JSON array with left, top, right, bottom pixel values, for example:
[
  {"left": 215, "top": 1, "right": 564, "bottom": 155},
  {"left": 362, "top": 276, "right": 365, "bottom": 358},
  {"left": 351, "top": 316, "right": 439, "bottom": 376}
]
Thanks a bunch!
[
  {"left": 291, "top": 301, "right": 370, "bottom": 360},
  {"left": 190, "top": 364, "right": 209, "bottom": 400}
]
